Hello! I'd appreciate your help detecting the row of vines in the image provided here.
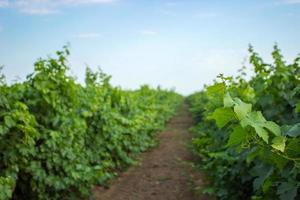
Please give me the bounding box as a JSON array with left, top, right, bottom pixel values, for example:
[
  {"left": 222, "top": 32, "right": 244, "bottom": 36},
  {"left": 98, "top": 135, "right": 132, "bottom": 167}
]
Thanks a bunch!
[
  {"left": 187, "top": 45, "right": 300, "bottom": 199},
  {"left": 0, "top": 47, "right": 183, "bottom": 200}
]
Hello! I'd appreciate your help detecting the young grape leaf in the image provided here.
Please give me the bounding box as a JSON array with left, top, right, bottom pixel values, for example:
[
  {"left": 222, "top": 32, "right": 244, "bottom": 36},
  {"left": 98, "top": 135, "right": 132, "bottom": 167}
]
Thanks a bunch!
[
  {"left": 240, "top": 111, "right": 276, "bottom": 143},
  {"left": 233, "top": 99, "right": 252, "bottom": 120},
  {"left": 209, "top": 107, "right": 235, "bottom": 128},
  {"left": 227, "top": 125, "right": 247, "bottom": 147},
  {"left": 254, "top": 125, "right": 269, "bottom": 143},
  {"left": 207, "top": 83, "right": 225, "bottom": 98},
  {"left": 223, "top": 93, "right": 234, "bottom": 108},
  {"left": 271, "top": 136, "right": 286, "bottom": 152},
  {"left": 264, "top": 121, "right": 281, "bottom": 136},
  {"left": 240, "top": 111, "right": 266, "bottom": 128}
]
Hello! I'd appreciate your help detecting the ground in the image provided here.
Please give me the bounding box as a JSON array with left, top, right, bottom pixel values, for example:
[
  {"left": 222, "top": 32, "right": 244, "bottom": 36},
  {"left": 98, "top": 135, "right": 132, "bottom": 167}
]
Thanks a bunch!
[{"left": 92, "top": 104, "right": 210, "bottom": 200}]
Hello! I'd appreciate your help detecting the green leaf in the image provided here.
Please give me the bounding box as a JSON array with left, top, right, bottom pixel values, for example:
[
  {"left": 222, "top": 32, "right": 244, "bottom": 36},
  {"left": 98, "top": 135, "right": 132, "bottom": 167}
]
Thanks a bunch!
[
  {"left": 277, "top": 182, "right": 298, "bottom": 200},
  {"left": 4, "top": 116, "right": 16, "bottom": 128},
  {"left": 0, "top": 125, "right": 7, "bottom": 135},
  {"left": 240, "top": 85, "right": 255, "bottom": 101},
  {"left": 223, "top": 93, "right": 234, "bottom": 107},
  {"left": 284, "top": 123, "right": 300, "bottom": 137},
  {"left": 227, "top": 125, "right": 247, "bottom": 147},
  {"left": 254, "top": 125, "right": 269, "bottom": 143},
  {"left": 295, "top": 101, "right": 300, "bottom": 113},
  {"left": 286, "top": 139, "right": 300, "bottom": 157},
  {"left": 271, "top": 136, "right": 286, "bottom": 152},
  {"left": 270, "top": 152, "right": 288, "bottom": 170},
  {"left": 240, "top": 111, "right": 275, "bottom": 143},
  {"left": 0, "top": 176, "right": 14, "bottom": 200},
  {"left": 264, "top": 121, "right": 281, "bottom": 136},
  {"left": 233, "top": 99, "right": 252, "bottom": 120},
  {"left": 262, "top": 179, "right": 273, "bottom": 193},
  {"left": 252, "top": 165, "right": 274, "bottom": 191},
  {"left": 209, "top": 107, "right": 235, "bottom": 128},
  {"left": 207, "top": 83, "right": 225, "bottom": 98},
  {"left": 246, "top": 149, "right": 260, "bottom": 164},
  {"left": 241, "top": 111, "right": 266, "bottom": 127}
]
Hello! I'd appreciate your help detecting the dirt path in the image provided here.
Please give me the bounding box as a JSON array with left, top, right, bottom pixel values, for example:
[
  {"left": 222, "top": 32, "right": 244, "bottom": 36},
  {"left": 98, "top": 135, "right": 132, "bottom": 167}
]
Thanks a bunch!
[{"left": 92, "top": 104, "right": 209, "bottom": 200}]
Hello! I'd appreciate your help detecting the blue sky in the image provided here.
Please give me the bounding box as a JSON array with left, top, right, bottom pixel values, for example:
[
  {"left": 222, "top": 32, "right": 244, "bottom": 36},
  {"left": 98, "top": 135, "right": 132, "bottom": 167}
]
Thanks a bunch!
[{"left": 0, "top": 0, "right": 300, "bottom": 94}]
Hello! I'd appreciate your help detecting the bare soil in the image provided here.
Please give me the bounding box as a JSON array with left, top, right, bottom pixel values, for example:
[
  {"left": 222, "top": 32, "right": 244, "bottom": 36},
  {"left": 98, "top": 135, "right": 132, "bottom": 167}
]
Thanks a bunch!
[{"left": 92, "top": 104, "right": 210, "bottom": 200}]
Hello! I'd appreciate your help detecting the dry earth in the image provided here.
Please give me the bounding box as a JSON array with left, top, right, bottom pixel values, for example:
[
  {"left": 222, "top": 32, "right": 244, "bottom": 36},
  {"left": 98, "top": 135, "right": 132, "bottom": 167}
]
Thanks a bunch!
[{"left": 92, "top": 104, "right": 210, "bottom": 200}]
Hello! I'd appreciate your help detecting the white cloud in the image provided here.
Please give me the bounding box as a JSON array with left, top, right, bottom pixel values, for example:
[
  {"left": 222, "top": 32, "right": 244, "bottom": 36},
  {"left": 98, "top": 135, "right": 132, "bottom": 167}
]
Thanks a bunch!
[
  {"left": 139, "top": 30, "right": 158, "bottom": 36},
  {"left": 159, "top": 9, "right": 177, "bottom": 16},
  {"left": 1, "top": 0, "right": 116, "bottom": 15},
  {"left": 159, "top": 1, "right": 180, "bottom": 16},
  {"left": 60, "top": 0, "right": 116, "bottom": 5},
  {"left": 73, "top": 33, "right": 102, "bottom": 38},
  {"left": 286, "top": 12, "right": 295, "bottom": 16},
  {"left": 194, "top": 12, "right": 219, "bottom": 19},
  {"left": 281, "top": 0, "right": 300, "bottom": 4},
  {"left": 0, "top": 0, "right": 9, "bottom": 7},
  {"left": 165, "top": 2, "right": 180, "bottom": 7},
  {"left": 19, "top": 7, "right": 60, "bottom": 15}
]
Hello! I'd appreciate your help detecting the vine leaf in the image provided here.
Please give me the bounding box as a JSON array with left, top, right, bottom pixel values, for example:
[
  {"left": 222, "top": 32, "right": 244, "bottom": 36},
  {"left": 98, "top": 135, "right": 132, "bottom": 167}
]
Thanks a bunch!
[
  {"left": 224, "top": 93, "right": 234, "bottom": 107},
  {"left": 284, "top": 123, "right": 300, "bottom": 137},
  {"left": 252, "top": 164, "right": 274, "bottom": 191},
  {"left": 233, "top": 99, "right": 252, "bottom": 120},
  {"left": 227, "top": 125, "right": 247, "bottom": 147},
  {"left": 277, "top": 181, "right": 298, "bottom": 200},
  {"left": 264, "top": 121, "right": 281, "bottom": 136},
  {"left": 207, "top": 83, "right": 225, "bottom": 98},
  {"left": 254, "top": 125, "right": 269, "bottom": 143},
  {"left": 271, "top": 136, "right": 286, "bottom": 152},
  {"left": 209, "top": 107, "right": 235, "bottom": 128}
]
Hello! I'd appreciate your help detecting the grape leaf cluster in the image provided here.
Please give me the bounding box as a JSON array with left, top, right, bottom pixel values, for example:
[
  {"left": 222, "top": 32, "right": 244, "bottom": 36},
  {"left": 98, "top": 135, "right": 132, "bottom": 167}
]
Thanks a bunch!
[
  {"left": 0, "top": 47, "right": 182, "bottom": 199},
  {"left": 188, "top": 45, "right": 300, "bottom": 199}
]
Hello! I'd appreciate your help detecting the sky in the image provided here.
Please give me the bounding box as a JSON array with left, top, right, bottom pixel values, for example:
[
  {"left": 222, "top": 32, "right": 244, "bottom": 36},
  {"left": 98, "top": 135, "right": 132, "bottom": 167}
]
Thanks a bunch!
[{"left": 0, "top": 0, "right": 300, "bottom": 95}]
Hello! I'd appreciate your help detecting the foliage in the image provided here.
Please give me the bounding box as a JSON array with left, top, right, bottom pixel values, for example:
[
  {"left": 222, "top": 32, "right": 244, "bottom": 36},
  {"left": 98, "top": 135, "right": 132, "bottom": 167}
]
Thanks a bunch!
[
  {"left": 0, "top": 47, "right": 182, "bottom": 199},
  {"left": 187, "top": 45, "right": 300, "bottom": 200}
]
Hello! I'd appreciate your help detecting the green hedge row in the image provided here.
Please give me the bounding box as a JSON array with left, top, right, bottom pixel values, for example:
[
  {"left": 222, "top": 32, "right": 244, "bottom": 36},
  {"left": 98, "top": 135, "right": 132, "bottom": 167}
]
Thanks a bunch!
[
  {"left": 0, "top": 47, "right": 182, "bottom": 199},
  {"left": 187, "top": 45, "right": 300, "bottom": 199}
]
